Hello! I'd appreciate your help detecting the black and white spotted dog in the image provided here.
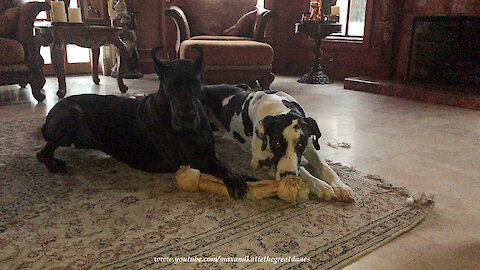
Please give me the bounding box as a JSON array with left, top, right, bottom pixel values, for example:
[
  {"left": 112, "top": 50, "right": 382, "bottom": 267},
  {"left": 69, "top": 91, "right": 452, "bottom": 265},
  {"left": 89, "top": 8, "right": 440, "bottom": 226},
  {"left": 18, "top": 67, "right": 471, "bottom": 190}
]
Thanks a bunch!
[{"left": 202, "top": 85, "right": 354, "bottom": 202}]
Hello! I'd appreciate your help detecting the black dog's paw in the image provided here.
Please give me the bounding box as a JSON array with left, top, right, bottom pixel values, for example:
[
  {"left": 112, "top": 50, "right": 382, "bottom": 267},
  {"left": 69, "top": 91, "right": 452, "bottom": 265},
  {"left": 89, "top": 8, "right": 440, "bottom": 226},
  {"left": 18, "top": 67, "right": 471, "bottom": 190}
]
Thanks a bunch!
[
  {"left": 224, "top": 174, "right": 248, "bottom": 200},
  {"left": 47, "top": 159, "right": 67, "bottom": 173}
]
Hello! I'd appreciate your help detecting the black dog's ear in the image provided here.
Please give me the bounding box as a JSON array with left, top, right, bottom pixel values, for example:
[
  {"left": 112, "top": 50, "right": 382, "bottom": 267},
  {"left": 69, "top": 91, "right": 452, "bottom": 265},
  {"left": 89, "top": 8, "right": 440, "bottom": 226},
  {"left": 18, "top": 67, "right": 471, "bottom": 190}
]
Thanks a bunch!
[
  {"left": 151, "top": 46, "right": 169, "bottom": 75},
  {"left": 192, "top": 44, "right": 204, "bottom": 71},
  {"left": 255, "top": 115, "right": 275, "bottom": 151},
  {"left": 304, "top": 117, "right": 322, "bottom": 150}
]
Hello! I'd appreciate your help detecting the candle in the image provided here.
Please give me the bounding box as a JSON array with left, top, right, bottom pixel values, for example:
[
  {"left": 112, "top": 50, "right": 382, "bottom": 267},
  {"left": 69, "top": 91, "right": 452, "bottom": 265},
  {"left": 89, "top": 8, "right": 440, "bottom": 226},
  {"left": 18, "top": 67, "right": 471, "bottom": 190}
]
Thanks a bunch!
[
  {"left": 68, "top": 7, "right": 82, "bottom": 23},
  {"left": 331, "top": 6, "right": 340, "bottom": 16},
  {"left": 51, "top": 1, "right": 67, "bottom": 22}
]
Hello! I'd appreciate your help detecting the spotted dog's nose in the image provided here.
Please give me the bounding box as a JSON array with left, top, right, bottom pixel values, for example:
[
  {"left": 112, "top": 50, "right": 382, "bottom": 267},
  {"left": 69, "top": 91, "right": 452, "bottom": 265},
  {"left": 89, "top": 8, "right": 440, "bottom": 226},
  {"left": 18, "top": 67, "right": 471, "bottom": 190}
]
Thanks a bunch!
[{"left": 279, "top": 171, "right": 297, "bottom": 179}]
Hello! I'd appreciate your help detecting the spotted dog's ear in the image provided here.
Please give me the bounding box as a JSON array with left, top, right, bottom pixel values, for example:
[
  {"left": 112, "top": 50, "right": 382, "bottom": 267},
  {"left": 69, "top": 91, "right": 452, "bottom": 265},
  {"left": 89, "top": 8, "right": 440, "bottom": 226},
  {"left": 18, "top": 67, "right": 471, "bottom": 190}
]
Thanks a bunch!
[
  {"left": 304, "top": 117, "right": 321, "bottom": 150},
  {"left": 255, "top": 116, "right": 275, "bottom": 151}
]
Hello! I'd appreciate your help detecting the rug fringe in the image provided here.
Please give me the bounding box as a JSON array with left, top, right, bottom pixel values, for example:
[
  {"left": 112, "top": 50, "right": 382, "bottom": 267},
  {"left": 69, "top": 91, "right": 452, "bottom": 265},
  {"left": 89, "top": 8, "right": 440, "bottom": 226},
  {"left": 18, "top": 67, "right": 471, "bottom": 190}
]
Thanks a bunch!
[{"left": 326, "top": 159, "right": 435, "bottom": 206}]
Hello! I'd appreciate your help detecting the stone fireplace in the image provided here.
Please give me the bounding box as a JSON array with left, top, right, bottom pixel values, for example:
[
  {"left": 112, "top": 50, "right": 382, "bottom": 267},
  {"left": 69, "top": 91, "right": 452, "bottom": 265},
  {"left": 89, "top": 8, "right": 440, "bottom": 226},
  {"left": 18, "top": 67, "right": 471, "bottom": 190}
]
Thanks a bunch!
[
  {"left": 344, "top": 1, "right": 480, "bottom": 110},
  {"left": 408, "top": 16, "right": 480, "bottom": 88}
]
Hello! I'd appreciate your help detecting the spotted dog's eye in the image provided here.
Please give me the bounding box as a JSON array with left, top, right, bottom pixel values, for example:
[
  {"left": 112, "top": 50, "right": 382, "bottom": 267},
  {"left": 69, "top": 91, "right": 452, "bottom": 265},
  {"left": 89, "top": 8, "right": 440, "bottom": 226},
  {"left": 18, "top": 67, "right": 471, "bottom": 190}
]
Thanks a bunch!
[
  {"left": 297, "top": 143, "right": 303, "bottom": 148},
  {"left": 275, "top": 142, "right": 281, "bottom": 148}
]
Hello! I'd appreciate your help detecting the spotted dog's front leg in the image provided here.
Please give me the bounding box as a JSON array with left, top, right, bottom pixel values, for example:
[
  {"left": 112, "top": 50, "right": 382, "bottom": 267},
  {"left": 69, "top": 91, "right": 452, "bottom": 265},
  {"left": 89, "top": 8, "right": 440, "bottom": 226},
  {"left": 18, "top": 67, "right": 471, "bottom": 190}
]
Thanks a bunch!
[
  {"left": 303, "top": 139, "right": 355, "bottom": 202},
  {"left": 300, "top": 167, "right": 335, "bottom": 200}
]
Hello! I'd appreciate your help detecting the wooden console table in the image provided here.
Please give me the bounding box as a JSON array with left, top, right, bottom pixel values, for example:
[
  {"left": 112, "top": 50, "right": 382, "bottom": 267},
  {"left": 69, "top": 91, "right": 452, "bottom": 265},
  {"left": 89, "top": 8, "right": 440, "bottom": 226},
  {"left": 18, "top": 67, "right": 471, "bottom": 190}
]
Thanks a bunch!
[
  {"left": 295, "top": 21, "right": 341, "bottom": 84},
  {"left": 35, "top": 22, "right": 128, "bottom": 98}
]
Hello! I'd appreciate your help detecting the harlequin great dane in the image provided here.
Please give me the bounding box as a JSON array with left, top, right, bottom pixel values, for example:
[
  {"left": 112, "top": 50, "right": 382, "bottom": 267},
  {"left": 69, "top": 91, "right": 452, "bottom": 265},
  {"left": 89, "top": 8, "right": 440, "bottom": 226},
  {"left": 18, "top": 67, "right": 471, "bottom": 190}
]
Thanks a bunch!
[
  {"left": 36, "top": 46, "right": 249, "bottom": 199},
  {"left": 201, "top": 85, "right": 354, "bottom": 202}
]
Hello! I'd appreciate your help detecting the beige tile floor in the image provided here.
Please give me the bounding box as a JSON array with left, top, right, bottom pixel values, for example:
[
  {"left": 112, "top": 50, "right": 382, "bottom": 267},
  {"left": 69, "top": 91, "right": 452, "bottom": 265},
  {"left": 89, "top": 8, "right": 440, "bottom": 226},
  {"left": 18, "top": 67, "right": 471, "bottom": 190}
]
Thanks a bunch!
[{"left": 1, "top": 75, "right": 479, "bottom": 269}]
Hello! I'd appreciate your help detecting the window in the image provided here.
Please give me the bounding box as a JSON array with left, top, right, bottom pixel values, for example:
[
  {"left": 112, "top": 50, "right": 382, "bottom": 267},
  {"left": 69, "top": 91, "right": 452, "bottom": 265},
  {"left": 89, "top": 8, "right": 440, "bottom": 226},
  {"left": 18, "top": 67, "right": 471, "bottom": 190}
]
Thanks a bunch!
[{"left": 334, "top": 0, "right": 367, "bottom": 37}]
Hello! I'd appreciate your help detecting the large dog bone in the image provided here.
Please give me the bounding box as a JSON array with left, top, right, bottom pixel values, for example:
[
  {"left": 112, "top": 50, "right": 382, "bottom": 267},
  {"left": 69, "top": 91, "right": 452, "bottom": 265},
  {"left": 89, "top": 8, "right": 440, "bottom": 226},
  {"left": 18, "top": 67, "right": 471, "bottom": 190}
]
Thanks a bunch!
[{"left": 175, "top": 166, "right": 309, "bottom": 202}]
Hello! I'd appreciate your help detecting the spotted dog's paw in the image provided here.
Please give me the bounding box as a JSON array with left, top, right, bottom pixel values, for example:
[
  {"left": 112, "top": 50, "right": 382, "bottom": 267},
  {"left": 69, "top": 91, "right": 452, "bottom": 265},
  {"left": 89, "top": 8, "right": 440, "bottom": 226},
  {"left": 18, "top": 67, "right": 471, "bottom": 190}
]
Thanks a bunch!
[
  {"left": 309, "top": 179, "right": 335, "bottom": 201},
  {"left": 331, "top": 182, "right": 355, "bottom": 203},
  {"left": 224, "top": 174, "right": 248, "bottom": 200}
]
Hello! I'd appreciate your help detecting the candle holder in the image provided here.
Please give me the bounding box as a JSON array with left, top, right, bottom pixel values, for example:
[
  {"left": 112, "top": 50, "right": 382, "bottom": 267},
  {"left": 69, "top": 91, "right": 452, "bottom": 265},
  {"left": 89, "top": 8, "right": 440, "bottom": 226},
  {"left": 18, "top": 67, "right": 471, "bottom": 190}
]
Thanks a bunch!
[
  {"left": 295, "top": 18, "right": 341, "bottom": 84},
  {"left": 294, "top": 1, "right": 341, "bottom": 84}
]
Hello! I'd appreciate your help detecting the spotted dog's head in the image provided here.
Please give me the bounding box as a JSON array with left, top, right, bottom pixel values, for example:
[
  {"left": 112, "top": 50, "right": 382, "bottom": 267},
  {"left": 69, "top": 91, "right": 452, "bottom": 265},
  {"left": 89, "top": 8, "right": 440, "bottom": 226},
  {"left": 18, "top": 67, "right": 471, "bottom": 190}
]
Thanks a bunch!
[
  {"left": 151, "top": 45, "right": 204, "bottom": 133},
  {"left": 255, "top": 114, "right": 321, "bottom": 180}
]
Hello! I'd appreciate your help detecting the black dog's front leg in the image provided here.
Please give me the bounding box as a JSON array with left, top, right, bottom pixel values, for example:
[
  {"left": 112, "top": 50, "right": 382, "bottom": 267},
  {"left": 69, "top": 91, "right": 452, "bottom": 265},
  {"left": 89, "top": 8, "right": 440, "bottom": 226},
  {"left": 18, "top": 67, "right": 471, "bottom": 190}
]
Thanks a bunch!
[{"left": 195, "top": 156, "right": 249, "bottom": 199}]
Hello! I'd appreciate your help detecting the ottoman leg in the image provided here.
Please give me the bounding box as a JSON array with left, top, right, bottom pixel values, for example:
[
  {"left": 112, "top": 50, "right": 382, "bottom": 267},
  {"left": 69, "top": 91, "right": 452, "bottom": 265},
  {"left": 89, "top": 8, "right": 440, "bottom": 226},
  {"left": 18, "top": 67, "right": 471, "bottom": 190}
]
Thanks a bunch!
[{"left": 259, "top": 72, "right": 275, "bottom": 90}]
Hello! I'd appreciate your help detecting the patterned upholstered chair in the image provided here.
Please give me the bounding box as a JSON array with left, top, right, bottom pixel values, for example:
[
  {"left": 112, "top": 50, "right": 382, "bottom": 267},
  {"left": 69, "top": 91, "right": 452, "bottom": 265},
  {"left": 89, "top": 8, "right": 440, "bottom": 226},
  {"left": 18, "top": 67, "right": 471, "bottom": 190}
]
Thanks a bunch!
[
  {"left": 165, "top": 0, "right": 275, "bottom": 89},
  {"left": 0, "top": 0, "right": 50, "bottom": 102}
]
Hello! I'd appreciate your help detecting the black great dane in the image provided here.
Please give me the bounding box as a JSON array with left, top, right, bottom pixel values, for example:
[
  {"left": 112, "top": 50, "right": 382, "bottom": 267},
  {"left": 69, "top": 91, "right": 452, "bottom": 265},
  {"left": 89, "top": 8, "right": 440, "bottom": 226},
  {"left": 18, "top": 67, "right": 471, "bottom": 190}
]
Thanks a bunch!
[
  {"left": 37, "top": 46, "right": 249, "bottom": 199},
  {"left": 202, "top": 85, "right": 354, "bottom": 202}
]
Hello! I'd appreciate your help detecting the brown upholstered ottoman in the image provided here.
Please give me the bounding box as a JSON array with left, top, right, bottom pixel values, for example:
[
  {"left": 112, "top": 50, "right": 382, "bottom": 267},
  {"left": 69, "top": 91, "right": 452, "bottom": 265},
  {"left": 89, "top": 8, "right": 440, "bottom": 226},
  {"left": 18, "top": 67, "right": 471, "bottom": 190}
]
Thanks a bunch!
[{"left": 180, "top": 39, "right": 274, "bottom": 89}]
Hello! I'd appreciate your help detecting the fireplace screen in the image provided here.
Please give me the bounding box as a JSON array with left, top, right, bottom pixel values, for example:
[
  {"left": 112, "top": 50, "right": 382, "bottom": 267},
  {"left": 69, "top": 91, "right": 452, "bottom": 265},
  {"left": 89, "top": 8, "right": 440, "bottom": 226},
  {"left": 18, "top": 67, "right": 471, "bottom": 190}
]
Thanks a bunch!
[{"left": 408, "top": 16, "right": 480, "bottom": 87}]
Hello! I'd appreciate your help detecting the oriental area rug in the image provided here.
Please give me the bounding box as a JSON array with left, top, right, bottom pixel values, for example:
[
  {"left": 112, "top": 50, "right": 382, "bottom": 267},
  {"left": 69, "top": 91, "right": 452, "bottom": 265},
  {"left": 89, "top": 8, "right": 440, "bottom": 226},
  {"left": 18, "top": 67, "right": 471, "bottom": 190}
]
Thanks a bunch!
[{"left": 0, "top": 118, "right": 434, "bottom": 269}]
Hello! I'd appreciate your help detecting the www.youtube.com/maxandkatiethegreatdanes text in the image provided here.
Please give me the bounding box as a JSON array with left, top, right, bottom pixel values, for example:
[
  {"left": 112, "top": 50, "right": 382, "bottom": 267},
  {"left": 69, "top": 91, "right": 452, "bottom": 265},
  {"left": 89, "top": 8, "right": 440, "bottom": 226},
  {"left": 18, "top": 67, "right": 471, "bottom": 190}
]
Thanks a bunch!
[{"left": 153, "top": 255, "right": 311, "bottom": 264}]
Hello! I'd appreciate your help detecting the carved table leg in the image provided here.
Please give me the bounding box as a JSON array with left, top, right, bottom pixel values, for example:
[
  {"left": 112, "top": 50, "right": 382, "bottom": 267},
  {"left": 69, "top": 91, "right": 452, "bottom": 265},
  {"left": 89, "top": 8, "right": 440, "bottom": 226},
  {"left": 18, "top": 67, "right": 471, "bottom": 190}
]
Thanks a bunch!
[
  {"left": 298, "top": 36, "right": 332, "bottom": 84},
  {"left": 91, "top": 47, "right": 101, "bottom": 85},
  {"left": 113, "top": 38, "right": 128, "bottom": 93},
  {"left": 52, "top": 42, "right": 67, "bottom": 98}
]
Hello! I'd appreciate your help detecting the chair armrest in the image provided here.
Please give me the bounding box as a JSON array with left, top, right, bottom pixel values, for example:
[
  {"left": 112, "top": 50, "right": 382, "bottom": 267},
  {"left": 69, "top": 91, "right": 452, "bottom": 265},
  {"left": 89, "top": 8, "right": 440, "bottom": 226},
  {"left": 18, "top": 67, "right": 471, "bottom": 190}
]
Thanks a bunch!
[
  {"left": 16, "top": 2, "right": 50, "bottom": 64},
  {"left": 165, "top": 5, "right": 191, "bottom": 56},
  {"left": 253, "top": 7, "right": 274, "bottom": 42}
]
